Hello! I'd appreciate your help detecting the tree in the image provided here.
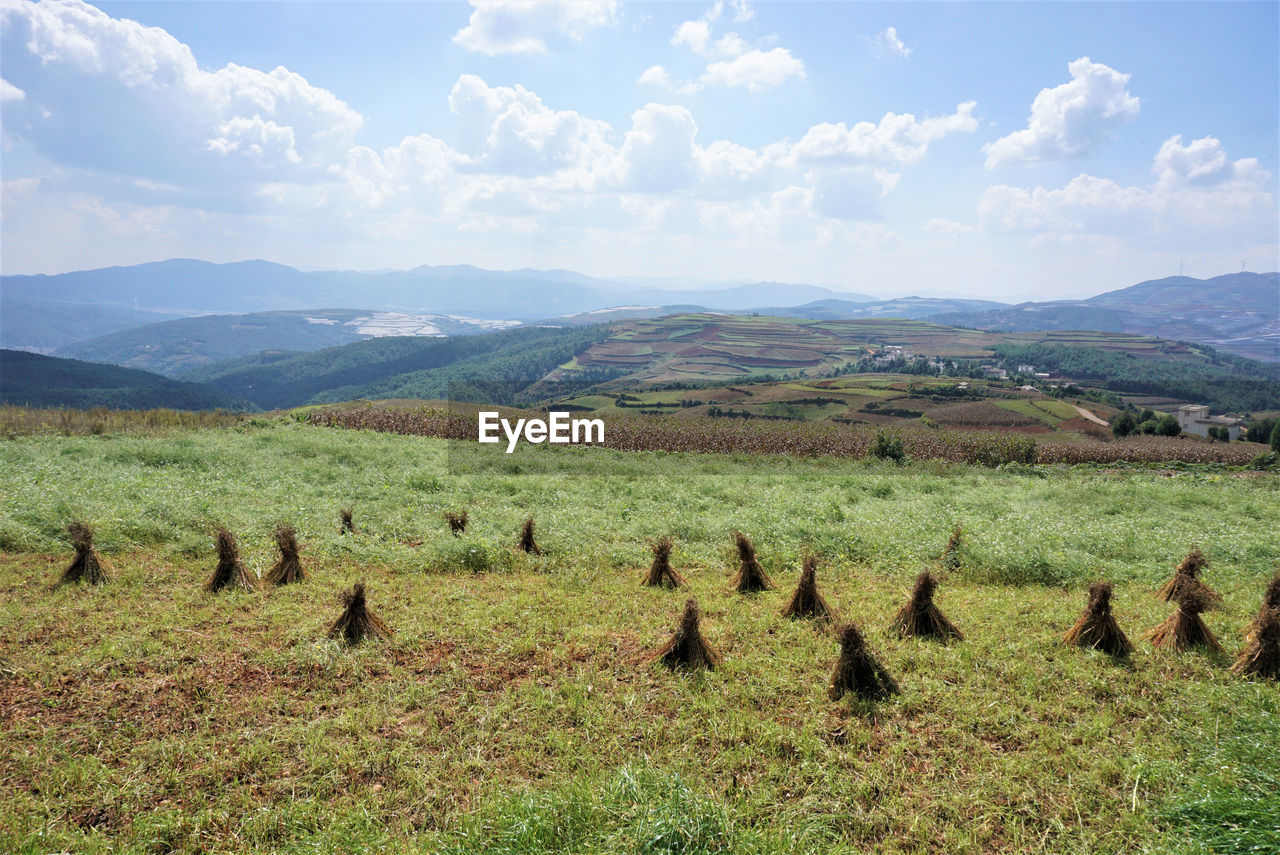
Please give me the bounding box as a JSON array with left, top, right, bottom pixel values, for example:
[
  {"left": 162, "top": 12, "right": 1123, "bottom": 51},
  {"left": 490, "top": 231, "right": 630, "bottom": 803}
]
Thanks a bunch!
[
  {"left": 1111, "top": 411, "right": 1137, "bottom": 437},
  {"left": 1156, "top": 414, "right": 1182, "bottom": 437},
  {"left": 1272, "top": 419, "right": 1280, "bottom": 452},
  {"left": 1248, "top": 417, "right": 1278, "bottom": 444}
]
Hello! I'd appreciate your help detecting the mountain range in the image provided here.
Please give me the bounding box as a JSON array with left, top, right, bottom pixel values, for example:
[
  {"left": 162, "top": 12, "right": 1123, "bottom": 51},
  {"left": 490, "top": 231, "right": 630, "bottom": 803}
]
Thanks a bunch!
[
  {"left": 2, "top": 258, "right": 863, "bottom": 339},
  {"left": 932, "top": 272, "right": 1278, "bottom": 362},
  {"left": 1, "top": 261, "right": 1276, "bottom": 368}
]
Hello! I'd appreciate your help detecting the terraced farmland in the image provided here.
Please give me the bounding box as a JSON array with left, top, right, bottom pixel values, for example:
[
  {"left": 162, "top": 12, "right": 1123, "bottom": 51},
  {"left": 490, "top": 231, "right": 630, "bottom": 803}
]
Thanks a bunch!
[
  {"left": 547, "top": 316, "right": 1207, "bottom": 389},
  {"left": 558, "top": 374, "right": 1119, "bottom": 436}
]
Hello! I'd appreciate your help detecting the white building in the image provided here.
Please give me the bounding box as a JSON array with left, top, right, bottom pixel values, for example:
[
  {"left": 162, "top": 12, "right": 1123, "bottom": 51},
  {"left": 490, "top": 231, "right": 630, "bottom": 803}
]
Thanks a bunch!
[{"left": 1175, "top": 405, "right": 1244, "bottom": 440}]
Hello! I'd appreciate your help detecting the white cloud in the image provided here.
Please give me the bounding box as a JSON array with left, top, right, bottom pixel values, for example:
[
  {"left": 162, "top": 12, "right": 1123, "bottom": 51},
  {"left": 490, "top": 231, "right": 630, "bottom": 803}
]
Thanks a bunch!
[
  {"left": 1152, "top": 134, "right": 1266, "bottom": 188},
  {"left": 983, "top": 57, "right": 1140, "bottom": 168},
  {"left": 447, "top": 75, "right": 613, "bottom": 180},
  {"left": 452, "top": 0, "right": 616, "bottom": 55},
  {"left": 616, "top": 103, "right": 699, "bottom": 192},
  {"left": 702, "top": 47, "right": 805, "bottom": 93},
  {"left": 672, "top": 22, "right": 748, "bottom": 60},
  {"left": 693, "top": 139, "right": 772, "bottom": 199},
  {"left": 714, "top": 32, "right": 749, "bottom": 58},
  {"left": 671, "top": 19, "right": 713, "bottom": 55},
  {"left": 665, "top": 4, "right": 802, "bottom": 93},
  {"left": 1, "top": 0, "right": 362, "bottom": 192},
  {"left": 875, "top": 27, "right": 911, "bottom": 58},
  {"left": 637, "top": 65, "right": 671, "bottom": 88},
  {"left": 978, "top": 135, "right": 1275, "bottom": 245},
  {"left": 332, "top": 134, "right": 459, "bottom": 211},
  {"left": 0, "top": 78, "right": 25, "bottom": 102},
  {"left": 3, "top": 3, "right": 1049, "bottom": 289},
  {"left": 205, "top": 115, "right": 301, "bottom": 164},
  {"left": 787, "top": 102, "right": 978, "bottom": 167}
]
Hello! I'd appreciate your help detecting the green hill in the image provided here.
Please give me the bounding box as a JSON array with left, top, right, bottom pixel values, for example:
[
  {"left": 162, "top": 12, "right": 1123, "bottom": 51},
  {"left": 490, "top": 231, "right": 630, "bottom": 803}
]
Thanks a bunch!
[
  {"left": 54, "top": 309, "right": 370, "bottom": 376},
  {"left": 0, "top": 350, "right": 255, "bottom": 411},
  {"left": 185, "top": 325, "right": 614, "bottom": 410}
]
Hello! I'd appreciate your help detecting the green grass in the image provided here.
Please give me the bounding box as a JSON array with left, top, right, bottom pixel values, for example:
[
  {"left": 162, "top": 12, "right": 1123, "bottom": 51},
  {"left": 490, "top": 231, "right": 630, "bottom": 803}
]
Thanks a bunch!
[{"left": 0, "top": 419, "right": 1277, "bottom": 854}]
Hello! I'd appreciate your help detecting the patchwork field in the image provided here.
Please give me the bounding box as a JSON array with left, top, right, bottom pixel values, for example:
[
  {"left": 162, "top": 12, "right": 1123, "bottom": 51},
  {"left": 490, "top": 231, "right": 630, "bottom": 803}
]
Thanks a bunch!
[
  {"left": 549, "top": 316, "right": 1205, "bottom": 387},
  {"left": 0, "top": 419, "right": 1277, "bottom": 854},
  {"left": 559, "top": 374, "right": 1116, "bottom": 435}
]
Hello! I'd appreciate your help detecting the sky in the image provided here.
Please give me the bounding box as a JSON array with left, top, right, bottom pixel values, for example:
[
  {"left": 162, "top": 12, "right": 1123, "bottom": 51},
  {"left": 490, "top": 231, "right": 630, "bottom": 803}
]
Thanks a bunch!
[{"left": 1, "top": 0, "right": 1277, "bottom": 300}]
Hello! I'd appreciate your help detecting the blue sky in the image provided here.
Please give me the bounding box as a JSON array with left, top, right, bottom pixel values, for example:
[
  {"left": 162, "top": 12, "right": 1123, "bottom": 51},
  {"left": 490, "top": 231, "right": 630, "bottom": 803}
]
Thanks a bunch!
[{"left": 1, "top": 0, "right": 1276, "bottom": 299}]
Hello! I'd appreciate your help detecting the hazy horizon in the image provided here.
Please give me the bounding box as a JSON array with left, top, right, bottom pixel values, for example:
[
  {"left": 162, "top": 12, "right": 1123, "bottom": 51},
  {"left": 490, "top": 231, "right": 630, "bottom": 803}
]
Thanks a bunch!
[
  {"left": 2, "top": 1, "right": 1277, "bottom": 300},
  {"left": 3, "top": 254, "right": 1277, "bottom": 306}
]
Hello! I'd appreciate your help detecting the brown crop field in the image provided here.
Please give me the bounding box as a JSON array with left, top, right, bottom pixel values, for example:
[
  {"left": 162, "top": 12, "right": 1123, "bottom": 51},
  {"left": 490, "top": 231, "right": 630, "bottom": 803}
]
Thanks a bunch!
[{"left": 309, "top": 404, "right": 1266, "bottom": 466}]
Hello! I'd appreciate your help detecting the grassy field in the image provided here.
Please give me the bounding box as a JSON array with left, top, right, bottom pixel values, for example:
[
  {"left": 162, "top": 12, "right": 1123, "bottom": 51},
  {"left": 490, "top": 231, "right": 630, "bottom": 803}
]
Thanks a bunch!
[{"left": 1, "top": 419, "right": 1278, "bottom": 854}]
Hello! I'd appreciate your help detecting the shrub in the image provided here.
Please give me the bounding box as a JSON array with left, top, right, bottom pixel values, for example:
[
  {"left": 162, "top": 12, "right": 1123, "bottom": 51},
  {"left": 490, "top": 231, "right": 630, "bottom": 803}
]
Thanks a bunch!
[
  {"left": 424, "top": 538, "right": 511, "bottom": 574},
  {"left": 868, "top": 432, "right": 906, "bottom": 462},
  {"left": 1249, "top": 452, "right": 1277, "bottom": 470}
]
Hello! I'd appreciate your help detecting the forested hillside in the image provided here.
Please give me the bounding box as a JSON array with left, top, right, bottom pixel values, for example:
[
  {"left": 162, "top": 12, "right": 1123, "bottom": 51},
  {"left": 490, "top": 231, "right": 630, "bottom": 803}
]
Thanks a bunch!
[
  {"left": 186, "top": 325, "right": 612, "bottom": 409},
  {"left": 992, "top": 344, "right": 1280, "bottom": 412},
  {"left": 0, "top": 351, "right": 254, "bottom": 411}
]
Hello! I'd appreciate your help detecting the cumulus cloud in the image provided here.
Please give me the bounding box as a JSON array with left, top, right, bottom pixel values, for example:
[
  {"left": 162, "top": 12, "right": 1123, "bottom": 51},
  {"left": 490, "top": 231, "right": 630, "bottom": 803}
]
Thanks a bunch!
[
  {"left": 693, "top": 139, "right": 772, "bottom": 198},
  {"left": 1152, "top": 134, "right": 1267, "bottom": 188},
  {"left": 663, "top": 4, "right": 803, "bottom": 93},
  {"left": 983, "top": 57, "right": 1139, "bottom": 168},
  {"left": 875, "top": 27, "right": 911, "bottom": 58},
  {"left": 1, "top": 0, "right": 362, "bottom": 192},
  {"left": 448, "top": 75, "right": 613, "bottom": 180},
  {"left": 715, "top": 33, "right": 750, "bottom": 58},
  {"left": 332, "top": 134, "right": 459, "bottom": 211},
  {"left": 702, "top": 47, "right": 805, "bottom": 92},
  {"left": 2, "top": 1, "right": 1000, "bottom": 281},
  {"left": 978, "top": 135, "right": 1275, "bottom": 243},
  {"left": 452, "top": 0, "right": 616, "bottom": 55},
  {"left": 671, "top": 19, "right": 713, "bottom": 55},
  {"left": 616, "top": 103, "right": 699, "bottom": 192},
  {"left": 637, "top": 65, "right": 672, "bottom": 88},
  {"left": 779, "top": 102, "right": 977, "bottom": 222},
  {"left": 786, "top": 102, "right": 978, "bottom": 167}
]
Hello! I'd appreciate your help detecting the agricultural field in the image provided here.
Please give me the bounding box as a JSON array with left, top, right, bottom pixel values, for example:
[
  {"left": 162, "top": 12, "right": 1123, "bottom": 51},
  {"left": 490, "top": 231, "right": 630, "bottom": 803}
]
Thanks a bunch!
[
  {"left": 1, "top": 418, "right": 1278, "bottom": 854},
  {"left": 545, "top": 316, "right": 1207, "bottom": 388},
  {"left": 313, "top": 401, "right": 1270, "bottom": 466},
  {"left": 557, "top": 374, "right": 1118, "bottom": 438}
]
